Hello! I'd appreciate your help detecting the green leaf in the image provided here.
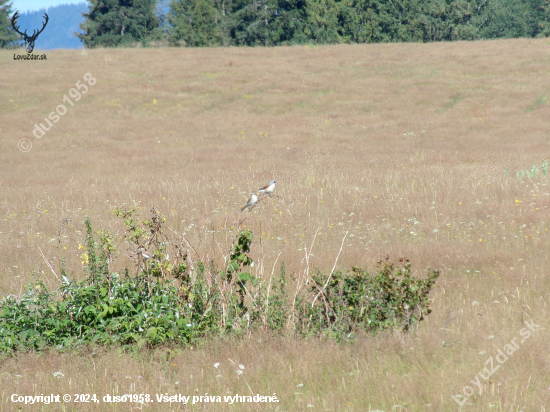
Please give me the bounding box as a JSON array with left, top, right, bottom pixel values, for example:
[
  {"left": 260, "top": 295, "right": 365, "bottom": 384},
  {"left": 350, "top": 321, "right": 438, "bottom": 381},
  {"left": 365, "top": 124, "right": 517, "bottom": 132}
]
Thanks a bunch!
[{"left": 238, "top": 272, "right": 252, "bottom": 282}]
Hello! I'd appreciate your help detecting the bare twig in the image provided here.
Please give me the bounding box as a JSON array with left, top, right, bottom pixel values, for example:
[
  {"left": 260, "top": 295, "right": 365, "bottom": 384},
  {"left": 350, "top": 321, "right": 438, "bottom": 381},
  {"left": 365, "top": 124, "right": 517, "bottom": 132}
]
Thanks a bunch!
[
  {"left": 56, "top": 218, "right": 71, "bottom": 276},
  {"left": 302, "top": 227, "right": 320, "bottom": 285},
  {"left": 287, "top": 228, "right": 320, "bottom": 330},
  {"left": 310, "top": 231, "right": 348, "bottom": 309},
  {"left": 264, "top": 251, "right": 283, "bottom": 329},
  {"left": 224, "top": 215, "right": 229, "bottom": 257},
  {"left": 38, "top": 247, "right": 60, "bottom": 283},
  {"left": 167, "top": 226, "right": 199, "bottom": 274}
]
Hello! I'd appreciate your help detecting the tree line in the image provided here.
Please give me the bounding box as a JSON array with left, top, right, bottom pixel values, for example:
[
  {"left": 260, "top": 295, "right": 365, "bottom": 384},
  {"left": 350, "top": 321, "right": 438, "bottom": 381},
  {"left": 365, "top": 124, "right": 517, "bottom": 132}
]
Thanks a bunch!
[{"left": 1, "top": 0, "right": 549, "bottom": 49}]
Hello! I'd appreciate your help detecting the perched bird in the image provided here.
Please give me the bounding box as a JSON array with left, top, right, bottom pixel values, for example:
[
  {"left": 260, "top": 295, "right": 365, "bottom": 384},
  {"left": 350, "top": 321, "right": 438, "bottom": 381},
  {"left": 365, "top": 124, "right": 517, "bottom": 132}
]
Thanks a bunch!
[
  {"left": 241, "top": 192, "right": 258, "bottom": 212},
  {"left": 258, "top": 180, "right": 276, "bottom": 196},
  {"left": 137, "top": 246, "right": 154, "bottom": 261}
]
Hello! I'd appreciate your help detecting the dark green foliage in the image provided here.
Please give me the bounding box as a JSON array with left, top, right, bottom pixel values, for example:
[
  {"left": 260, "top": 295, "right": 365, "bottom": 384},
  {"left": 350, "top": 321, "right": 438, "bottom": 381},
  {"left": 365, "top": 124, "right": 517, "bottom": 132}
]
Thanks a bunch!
[
  {"left": 267, "top": 0, "right": 309, "bottom": 45},
  {"left": 539, "top": 0, "right": 550, "bottom": 37},
  {"left": 304, "top": 0, "right": 342, "bottom": 43},
  {"left": 165, "top": 0, "right": 550, "bottom": 47},
  {"left": 0, "top": 210, "right": 438, "bottom": 353},
  {"left": 9, "top": 0, "right": 545, "bottom": 49},
  {"left": 0, "top": 274, "right": 200, "bottom": 351},
  {"left": 296, "top": 257, "right": 440, "bottom": 338},
  {"left": 227, "top": 0, "right": 277, "bottom": 46},
  {"left": 0, "top": 0, "right": 19, "bottom": 48},
  {"left": 76, "top": 0, "right": 163, "bottom": 48},
  {"left": 168, "top": 0, "right": 222, "bottom": 46},
  {"left": 477, "top": 0, "right": 548, "bottom": 39}
]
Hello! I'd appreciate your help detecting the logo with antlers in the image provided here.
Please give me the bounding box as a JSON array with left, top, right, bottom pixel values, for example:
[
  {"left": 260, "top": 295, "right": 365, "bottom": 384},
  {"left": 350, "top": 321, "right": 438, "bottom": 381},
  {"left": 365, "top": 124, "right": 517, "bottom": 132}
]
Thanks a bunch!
[{"left": 11, "top": 11, "right": 49, "bottom": 54}]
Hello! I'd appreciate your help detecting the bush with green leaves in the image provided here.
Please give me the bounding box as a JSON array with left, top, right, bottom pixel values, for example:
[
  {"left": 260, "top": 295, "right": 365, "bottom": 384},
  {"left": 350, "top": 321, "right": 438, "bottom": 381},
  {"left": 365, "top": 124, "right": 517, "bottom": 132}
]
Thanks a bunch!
[
  {"left": 295, "top": 258, "right": 439, "bottom": 338},
  {"left": 0, "top": 209, "right": 439, "bottom": 352}
]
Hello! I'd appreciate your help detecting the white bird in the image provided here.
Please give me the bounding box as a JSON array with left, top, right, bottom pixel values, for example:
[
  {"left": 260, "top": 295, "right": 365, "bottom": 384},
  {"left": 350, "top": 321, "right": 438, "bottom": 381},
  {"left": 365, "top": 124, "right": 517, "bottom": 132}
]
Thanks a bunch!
[
  {"left": 137, "top": 246, "right": 154, "bottom": 261},
  {"left": 241, "top": 192, "right": 258, "bottom": 212},
  {"left": 258, "top": 180, "right": 276, "bottom": 196}
]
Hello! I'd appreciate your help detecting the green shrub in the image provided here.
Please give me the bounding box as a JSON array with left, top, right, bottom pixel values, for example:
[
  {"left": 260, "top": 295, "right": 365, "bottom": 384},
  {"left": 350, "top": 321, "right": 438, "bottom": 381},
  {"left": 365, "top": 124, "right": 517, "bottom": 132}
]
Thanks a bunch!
[
  {"left": 0, "top": 210, "right": 439, "bottom": 352},
  {"left": 295, "top": 258, "right": 439, "bottom": 339}
]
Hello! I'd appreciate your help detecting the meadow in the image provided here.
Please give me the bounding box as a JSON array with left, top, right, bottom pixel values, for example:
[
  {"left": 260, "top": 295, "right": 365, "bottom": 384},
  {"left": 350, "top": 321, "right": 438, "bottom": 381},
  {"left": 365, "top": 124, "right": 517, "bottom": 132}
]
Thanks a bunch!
[{"left": 1, "top": 38, "right": 550, "bottom": 411}]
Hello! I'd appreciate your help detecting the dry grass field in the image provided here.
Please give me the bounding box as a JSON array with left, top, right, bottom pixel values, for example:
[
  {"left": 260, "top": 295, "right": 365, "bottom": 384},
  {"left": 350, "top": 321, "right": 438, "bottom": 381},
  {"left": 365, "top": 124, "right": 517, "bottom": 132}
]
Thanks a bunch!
[{"left": 1, "top": 38, "right": 550, "bottom": 411}]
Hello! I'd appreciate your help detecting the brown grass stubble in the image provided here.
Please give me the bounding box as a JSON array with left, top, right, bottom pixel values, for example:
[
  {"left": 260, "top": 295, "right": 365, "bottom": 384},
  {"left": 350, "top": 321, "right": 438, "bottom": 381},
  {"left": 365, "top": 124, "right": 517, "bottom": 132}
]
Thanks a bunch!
[{"left": 1, "top": 38, "right": 550, "bottom": 410}]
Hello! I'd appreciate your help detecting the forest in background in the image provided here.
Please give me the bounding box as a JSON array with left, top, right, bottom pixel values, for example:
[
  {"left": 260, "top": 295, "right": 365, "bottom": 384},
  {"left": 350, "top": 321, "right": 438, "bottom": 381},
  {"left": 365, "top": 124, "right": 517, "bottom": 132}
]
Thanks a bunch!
[{"left": 0, "top": 0, "right": 549, "bottom": 49}]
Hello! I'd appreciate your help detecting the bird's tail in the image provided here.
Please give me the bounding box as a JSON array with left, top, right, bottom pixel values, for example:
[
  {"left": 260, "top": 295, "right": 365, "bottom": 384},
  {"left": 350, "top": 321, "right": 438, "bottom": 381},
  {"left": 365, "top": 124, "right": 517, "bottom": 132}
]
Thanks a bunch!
[{"left": 241, "top": 205, "right": 247, "bottom": 212}]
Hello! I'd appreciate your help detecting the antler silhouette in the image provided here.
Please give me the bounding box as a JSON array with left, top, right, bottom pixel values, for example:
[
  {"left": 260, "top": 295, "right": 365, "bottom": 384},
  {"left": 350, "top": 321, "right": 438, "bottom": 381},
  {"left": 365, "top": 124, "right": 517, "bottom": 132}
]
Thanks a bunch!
[{"left": 11, "top": 11, "right": 49, "bottom": 54}]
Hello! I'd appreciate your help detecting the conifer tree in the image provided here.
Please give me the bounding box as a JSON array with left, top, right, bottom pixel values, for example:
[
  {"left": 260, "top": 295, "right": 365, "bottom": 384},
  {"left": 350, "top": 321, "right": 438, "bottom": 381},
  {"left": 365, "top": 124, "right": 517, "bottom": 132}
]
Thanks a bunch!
[
  {"left": 304, "top": 0, "right": 341, "bottom": 43},
  {"left": 0, "top": 0, "right": 19, "bottom": 48},
  {"left": 76, "top": 0, "right": 162, "bottom": 48},
  {"left": 168, "top": 0, "right": 221, "bottom": 46}
]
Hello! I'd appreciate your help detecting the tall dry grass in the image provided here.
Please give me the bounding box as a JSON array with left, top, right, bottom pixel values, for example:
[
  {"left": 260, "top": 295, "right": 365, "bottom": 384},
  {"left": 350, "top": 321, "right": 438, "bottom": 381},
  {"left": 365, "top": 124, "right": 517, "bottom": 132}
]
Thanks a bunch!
[{"left": 1, "top": 38, "right": 550, "bottom": 410}]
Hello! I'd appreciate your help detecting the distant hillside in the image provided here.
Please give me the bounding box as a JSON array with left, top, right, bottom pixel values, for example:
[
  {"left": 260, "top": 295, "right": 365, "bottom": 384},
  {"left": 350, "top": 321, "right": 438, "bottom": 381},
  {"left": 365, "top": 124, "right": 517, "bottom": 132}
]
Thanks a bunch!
[{"left": 11, "top": 3, "right": 89, "bottom": 50}]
